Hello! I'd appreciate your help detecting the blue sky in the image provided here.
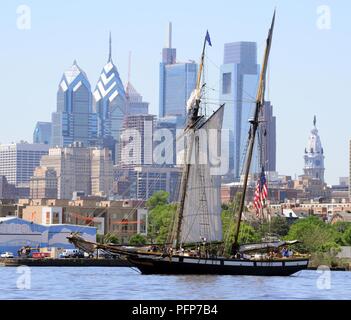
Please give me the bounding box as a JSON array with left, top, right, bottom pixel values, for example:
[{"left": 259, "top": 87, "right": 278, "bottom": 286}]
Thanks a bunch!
[{"left": 0, "top": 0, "right": 349, "bottom": 184}]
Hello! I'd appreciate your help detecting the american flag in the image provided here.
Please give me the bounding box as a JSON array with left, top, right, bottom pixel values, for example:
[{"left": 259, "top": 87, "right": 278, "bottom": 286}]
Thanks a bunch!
[{"left": 254, "top": 168, "right": 268, "bottom": 216}]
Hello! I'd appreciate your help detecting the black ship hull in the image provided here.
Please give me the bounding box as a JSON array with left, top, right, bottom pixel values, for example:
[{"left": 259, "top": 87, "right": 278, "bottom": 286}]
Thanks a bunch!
[{"left": 128, "top": 255, "right": 309, "bottom": 276}]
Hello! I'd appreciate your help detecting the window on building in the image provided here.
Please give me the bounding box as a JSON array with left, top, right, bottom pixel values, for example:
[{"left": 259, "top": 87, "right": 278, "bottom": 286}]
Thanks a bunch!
[
  {"left": 122, "top": 219, "right": 128, "bottom": 232},
  {"left": 222, "top": 73, "right": 232, "bottom": 94},
  {"left": 53, "top": 212, "right": 60, "bottom": 224}
]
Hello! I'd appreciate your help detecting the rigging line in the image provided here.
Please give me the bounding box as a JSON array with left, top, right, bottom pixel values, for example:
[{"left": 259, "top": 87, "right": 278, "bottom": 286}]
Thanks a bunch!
[
  {"left": 112, "top": 170, "right": 146, "bottom": 220},
  {"left": 115, "top": 92, "right": 218, "bottom": 242},
  {"left": 164, "top": 173, "right": 182, "bottom": 241},
  {"left": 172, "top": 131, "right": 209, "bottom": 245},
  {"left": 213, "top": 85, "right": 258, "bottom": 105},
  {"left": 239, "top": 129, "right": 251, "bottom": 176},
  {"left": 152, "top": 130, "right": 210, "bottom": 245},
  {"left": 113, "top": 123, "right": 188, "bottom": 222},
  {"left": 169, "top": 130, "right": 195, "bottom": 247},
  {"left": 205, "top": 77, "right": 258, "bottom": 105},
  {"left": 181, "top": 191, "right": 210, "bottom": 246},
  {"left": 115, "top": 118, "right": 190, "bottom": 214},
  {"left": 223, "top": 201, "right": 238, "bottom": 251},
  {"left": 184, "top": 159, "right": 212, "bottom": 244},
  {"left": 66, "top": 206, "right": 108, "bottom": 238},
  {"left": 222, "top": 213, "right": 232, "bottom": 249},
  {"left": 204, "top": 53, "right": 258, "bottom": 102},
  {"left": 180, "top": 143, "right": 219, "bottom": 245},
  {"left": 204, "top": 97, "right": 256, "bottom": 104},
  {"left": 102, "top": 163, "right": 173, "bottom": 229}
]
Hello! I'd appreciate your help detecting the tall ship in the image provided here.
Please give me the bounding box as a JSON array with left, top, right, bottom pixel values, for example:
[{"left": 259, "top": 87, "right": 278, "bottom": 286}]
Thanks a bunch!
[{"left": 69, "top": 11, "right": 310, "bottom": 276}]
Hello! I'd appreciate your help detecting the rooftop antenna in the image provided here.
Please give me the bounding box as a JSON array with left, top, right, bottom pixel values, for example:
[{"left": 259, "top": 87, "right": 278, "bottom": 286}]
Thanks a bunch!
[
  {"left": 169, "top": 22, "right": 172, "bottom": 48},
  {"left": 108, "top": 31, "right": 112, "bottom": 62},
  {"left": 165, "top": 22, "right": 172, "bottom": 48}
]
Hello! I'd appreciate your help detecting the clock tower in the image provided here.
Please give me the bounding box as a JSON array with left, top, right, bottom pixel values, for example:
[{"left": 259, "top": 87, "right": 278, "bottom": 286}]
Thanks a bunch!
[{"left": 303, "top": 116, "right": 325, "bottom": 182}]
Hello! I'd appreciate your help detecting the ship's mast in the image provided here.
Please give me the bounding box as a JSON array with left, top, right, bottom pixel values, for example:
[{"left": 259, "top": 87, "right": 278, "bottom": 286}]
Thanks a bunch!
[
  {"left": 232, "top": 11, "right": 276, "bottom": 254},
  {"left": 191, "top": 30, "right": 211, "bottom": 123},
  {"left": 172, "top": 31, "right": 211, "bottom": 249}
]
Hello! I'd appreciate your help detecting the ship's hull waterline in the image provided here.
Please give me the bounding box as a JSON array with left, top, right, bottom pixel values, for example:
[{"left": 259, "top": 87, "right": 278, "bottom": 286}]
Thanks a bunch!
[{"left": 127, "top": 255, "right": 309, "bottom": 276}]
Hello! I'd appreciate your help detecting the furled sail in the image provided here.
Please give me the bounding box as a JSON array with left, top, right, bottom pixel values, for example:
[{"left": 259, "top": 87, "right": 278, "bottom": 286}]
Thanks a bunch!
[
  {"left": 239, "top": 240, "right": 300, "bottom": 253},
  {"left": 180, "top": 105, "right": 224, "bottom": 244}
]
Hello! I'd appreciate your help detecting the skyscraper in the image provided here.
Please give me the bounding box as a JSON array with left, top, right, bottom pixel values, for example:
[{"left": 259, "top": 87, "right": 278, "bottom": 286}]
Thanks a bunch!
[
  {"left": 159, "top": 22, "right": 197, "bottom": 121},
  {"left": 120, "top": 114, "right": 155, "bottom": 165},
  {"left": 30, "top": 167, "right": 57, "bottom": 199},
  {"left": 219, "top": 42, "right": 259, "bottom": 180},
  {"left": 33, "top": 122, "right": 52, "bottom": 145},
  {"left": 52, "top": 61, "right": 97, "bottom": 147},
  {"left": 0, "top": 176, "right": 16, "bottom": 199},
  {"left": 31, "top": 143, "right": 113, "bottom": 199},
  {"left": 154, "top": 116, "right": 180, "bottom": 166},
  {"left": 0, "top": 143, "right": 49, "bottom": 190},
  {"left": 126, "top": 82, "right": 149, "bottom": 115},
  {"left": 125, "top": 52, "right": 149, "bottom": 115},
  {"left": 93, "top": 33, "right": 127, "bottom": 164}
]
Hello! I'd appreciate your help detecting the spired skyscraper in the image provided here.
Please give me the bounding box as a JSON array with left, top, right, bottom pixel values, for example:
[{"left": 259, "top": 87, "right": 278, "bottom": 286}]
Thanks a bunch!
[
  {"left": 303, "top": 116, "right": 325, "bottom": 182},
  {"left": 125, "top": 52, "right": 149, "bottom": 115},
  {"left": 93, "top": 33, "right": 127, "bottom": 164},
  {"left": 159, "top": 22, "right": 198, "bottom": 122},
  {"left": 126, "top": 82, "right": 149, "bottom": 115},
  {"left": 219, "top": 42, "right": 259, "bottom": 181},
  {"left": 52, "top": 60, "right": 97, "bottom": 147}
]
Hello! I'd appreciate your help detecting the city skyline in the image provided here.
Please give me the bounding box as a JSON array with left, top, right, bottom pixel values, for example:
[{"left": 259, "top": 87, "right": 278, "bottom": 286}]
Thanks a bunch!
[{"left": 0, "top": 0, "right": 348, "bottom": 184}]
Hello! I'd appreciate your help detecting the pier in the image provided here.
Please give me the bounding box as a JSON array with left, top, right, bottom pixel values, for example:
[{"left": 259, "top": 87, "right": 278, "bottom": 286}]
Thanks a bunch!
[{"left": 0, "top": 258, "right": 132, "bottom": 267}]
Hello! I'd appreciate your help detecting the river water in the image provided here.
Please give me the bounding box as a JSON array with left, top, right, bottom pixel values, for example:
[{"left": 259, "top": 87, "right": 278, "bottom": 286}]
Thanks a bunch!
[{"left": 0, "top": 267, "right": 350, "bottom": 300}]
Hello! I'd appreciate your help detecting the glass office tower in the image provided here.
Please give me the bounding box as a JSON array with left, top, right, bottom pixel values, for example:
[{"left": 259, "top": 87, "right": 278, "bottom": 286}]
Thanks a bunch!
[
  {"left": 93, "top": 33, "right": 127, "bottom": 164},
  {"left": 52, "top": 60, "right": 97, "bottom": 147},
  {"left": 219, "top": 42, "right": 259, "bottom": 181},
  {"left": 159, "top": 23, "right": 197, "bottom": 122}
]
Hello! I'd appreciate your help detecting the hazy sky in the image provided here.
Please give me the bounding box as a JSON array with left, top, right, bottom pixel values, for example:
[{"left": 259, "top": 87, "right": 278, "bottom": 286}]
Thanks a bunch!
[{"left": 0, "top": 0, "right": 349, "bottom": 184}]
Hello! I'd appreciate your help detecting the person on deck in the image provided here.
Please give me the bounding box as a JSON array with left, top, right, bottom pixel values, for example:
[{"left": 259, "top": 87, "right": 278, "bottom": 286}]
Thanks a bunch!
[{"left": 281, "top": 247, "right": 289, "bottom": 258}]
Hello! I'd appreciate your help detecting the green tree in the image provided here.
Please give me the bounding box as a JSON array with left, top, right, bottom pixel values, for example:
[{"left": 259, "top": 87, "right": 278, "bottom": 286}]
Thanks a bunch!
[
  {"left": 259, "top": 216, "right": 290, "bottom": 238},
  {"left": 146, "top": 191, "right": 176, "bottom": 244},
  {"left": 332, "top": 222, "right": 351, "bottom": 245},
  {"left": 332, "top": 221, "right": 350, "bottom": 233},
  {"left": 222, "top": 220, "right": 261, "bottom": 255},
  {"left": 285, "top": 216, "right": 339, "bottom": 253},
  {"left": 129, "top": 234, "right": 147, "bottom": 246},
  {"left": 221, "top": 193, "right": 260, "bottom": 255},
  {"left": 148, "top": 203, "right": 177, "bottom": 244},
  {"left": 103, "top": 233, "right": 120, "bottom": 244},
  {"left": 146, "top": 190, "right": 169, "bottom": 209},
  {"left": 341, "top": 227, "right": 351, "bottom": 245},
  {"left": 96, "top": 234, "right": 104, "bottom": 244}
]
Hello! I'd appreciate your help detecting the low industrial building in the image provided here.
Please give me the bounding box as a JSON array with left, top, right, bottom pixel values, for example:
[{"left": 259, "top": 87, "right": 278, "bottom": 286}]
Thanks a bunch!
[
  {"left": 21, "top": 198, "right": 148, "bottom": 243},
  {"left": 0, "top": 216, "right": 96, "bottom": 257}
]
